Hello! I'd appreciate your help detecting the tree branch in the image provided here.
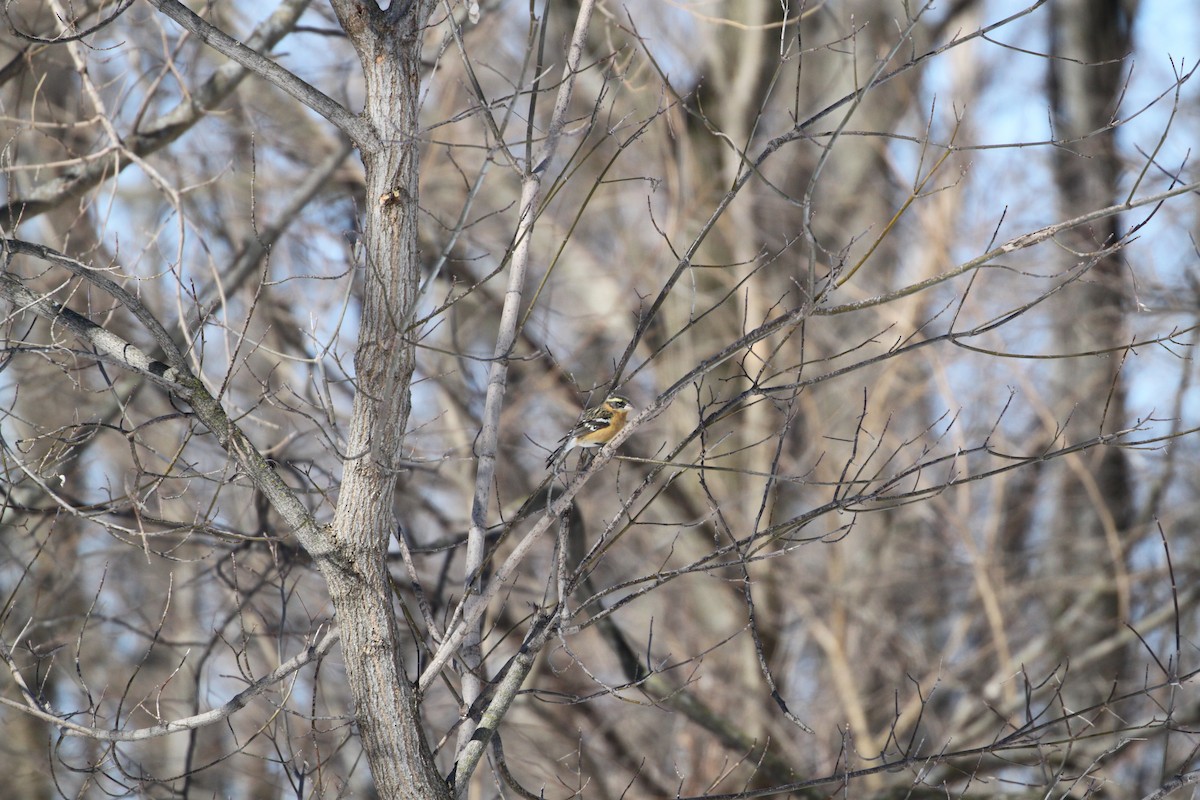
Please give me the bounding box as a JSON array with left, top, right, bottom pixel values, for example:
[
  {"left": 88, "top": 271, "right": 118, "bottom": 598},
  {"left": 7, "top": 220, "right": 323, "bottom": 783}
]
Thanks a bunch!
[
  {"left": 146, "top": 0, "right": 378, "bottom": 150},
  {"left": 1, "top": 0, "right": 323, "bottom": 224},
  {"left": 0, "top": 629, "right": 338, "bottom": 741},
  {"left": 0, "top": 238, "right": 335, "bottom": 567},
  {"left": 456, "top": 0, "right": 599, "bottom": 761}
]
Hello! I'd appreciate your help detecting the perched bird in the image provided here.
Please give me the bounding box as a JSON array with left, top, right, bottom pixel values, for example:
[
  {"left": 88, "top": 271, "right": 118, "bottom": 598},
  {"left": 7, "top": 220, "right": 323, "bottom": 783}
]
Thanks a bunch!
[{"left": 546, "top": 394, "right": 634, "bottom": 469}]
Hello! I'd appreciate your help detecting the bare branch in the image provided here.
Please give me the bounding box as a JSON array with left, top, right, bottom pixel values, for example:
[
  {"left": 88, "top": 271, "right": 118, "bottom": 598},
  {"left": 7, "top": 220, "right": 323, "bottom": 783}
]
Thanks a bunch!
[
  {"left": 0, "top": 629, "right": 338, "bottom": 742},
  {"left": 145, "top": 0, "right": 378, "bottom": 149}
]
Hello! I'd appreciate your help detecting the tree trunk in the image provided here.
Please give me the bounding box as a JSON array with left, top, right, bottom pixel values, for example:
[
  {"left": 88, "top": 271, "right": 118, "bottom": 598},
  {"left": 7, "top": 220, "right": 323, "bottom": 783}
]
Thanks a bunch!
[
  {"left": 324, "top": 2, "right": 449, "bottom": 797},
  {"left": 1046, "top": 0, "right": 1137, "bottom": 691}
]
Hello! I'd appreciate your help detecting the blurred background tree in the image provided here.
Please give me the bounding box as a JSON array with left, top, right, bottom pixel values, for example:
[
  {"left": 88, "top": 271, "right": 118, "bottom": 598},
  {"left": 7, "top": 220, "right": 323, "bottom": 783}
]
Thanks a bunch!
[{"left": 2, "top": 0, "right": 1199, "bottom": 797}]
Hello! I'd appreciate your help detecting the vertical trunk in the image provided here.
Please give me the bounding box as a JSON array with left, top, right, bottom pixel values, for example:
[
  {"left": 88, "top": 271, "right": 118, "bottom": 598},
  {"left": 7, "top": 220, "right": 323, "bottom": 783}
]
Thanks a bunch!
[
  {"left": 1046, "top": 0, "right": 1137, "bottom": 686},
  {"left": 325, "top": 3, "right": 449, "bottom": 797}
]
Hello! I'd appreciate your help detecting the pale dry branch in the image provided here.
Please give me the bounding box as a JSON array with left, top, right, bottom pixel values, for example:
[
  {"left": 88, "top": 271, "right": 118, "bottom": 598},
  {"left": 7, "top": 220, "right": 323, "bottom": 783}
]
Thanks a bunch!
[{"left": 0, "top": 629, "right": 338, "bottom": 742}]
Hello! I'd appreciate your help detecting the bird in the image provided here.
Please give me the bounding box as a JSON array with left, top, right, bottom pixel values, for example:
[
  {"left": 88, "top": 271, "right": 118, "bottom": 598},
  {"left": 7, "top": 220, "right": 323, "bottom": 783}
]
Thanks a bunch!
[{"left": 545, "top": 394, "right": 634, "bottom": 469}]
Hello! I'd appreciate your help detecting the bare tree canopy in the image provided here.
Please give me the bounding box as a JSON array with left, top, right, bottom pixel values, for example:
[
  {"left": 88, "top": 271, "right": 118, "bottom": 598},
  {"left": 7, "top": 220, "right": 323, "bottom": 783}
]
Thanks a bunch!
[{"left": 3, "top": 0, "right": 1200, "bottom": 797}]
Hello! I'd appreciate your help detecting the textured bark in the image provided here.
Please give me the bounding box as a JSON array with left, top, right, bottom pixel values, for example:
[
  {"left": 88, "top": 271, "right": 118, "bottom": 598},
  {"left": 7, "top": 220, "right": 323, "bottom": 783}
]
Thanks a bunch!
[{"left": 322, "top": 2, "right": 448, "bottom": 797}]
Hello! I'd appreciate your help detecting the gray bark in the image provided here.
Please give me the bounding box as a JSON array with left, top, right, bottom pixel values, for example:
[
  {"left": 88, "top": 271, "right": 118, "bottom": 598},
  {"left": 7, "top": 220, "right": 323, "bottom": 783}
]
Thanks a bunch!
[{"left": 322, "top": 2, "right": 449, "bottom": 797}]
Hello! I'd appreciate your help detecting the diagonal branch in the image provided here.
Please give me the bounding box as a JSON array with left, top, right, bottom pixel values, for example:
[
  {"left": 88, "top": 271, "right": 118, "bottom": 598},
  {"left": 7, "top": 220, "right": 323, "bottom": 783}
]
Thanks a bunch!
[
  {"left": 455, "top": 0, "right": 599, "bottom": 760},
  {"left": 146, "top": 0, "right": 378, "bottom": 149},
  {"left": 0, "top": 0, "right": 356, "bottom": 224},
  {"left": 0, "top": 238, "right": 334, "bottom": 567},
  {"left": 0, "top": 628, "right": 338, "bottom": 741},
  {"left": 3, "top": 238, "right": 187, "bottom": 371},
  {"left": 0, "top": 269, "right": 184, "bottom": 392}
]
